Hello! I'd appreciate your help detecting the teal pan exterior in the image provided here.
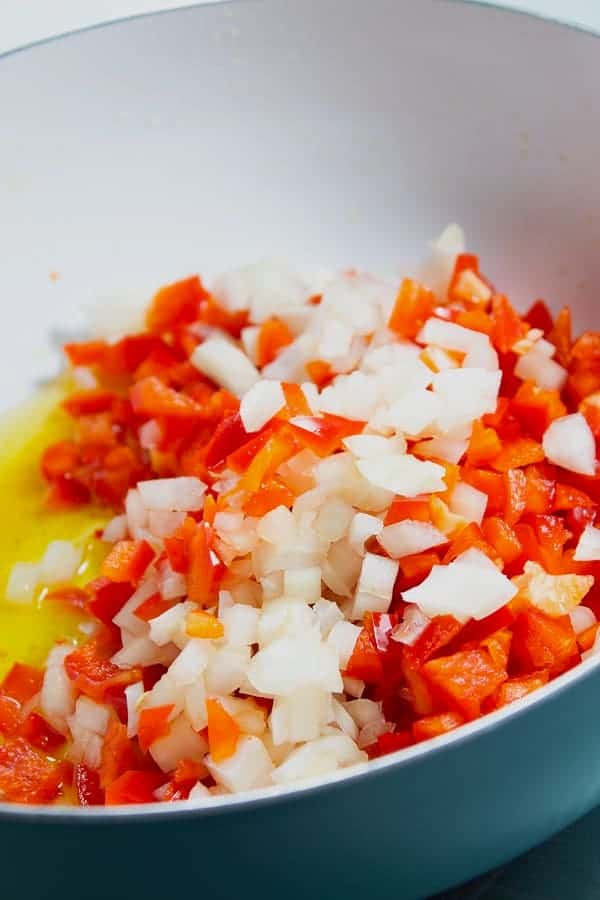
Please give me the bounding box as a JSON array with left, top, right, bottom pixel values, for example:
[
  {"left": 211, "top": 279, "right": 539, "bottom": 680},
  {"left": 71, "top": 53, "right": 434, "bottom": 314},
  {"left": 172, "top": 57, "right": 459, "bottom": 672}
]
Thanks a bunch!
[
  {"left": 2, "top": 658, "right": 600, "bottom": 899},
  {"left": 2, "top": 1, "right": 600, "bottom": 897}
]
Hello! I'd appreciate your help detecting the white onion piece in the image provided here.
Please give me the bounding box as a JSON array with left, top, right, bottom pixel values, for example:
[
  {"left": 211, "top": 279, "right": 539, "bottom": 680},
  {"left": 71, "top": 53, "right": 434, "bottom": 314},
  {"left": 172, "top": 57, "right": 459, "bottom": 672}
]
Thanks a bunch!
[
  {"left": 240, "top": 380, "right": 286, "bottom": 432},
  {"left": 403, "top": 548, "right": 516, "bottom": 622},
  {"left": 356, "top": 553, "right": 399, "bottom": 603},
  {"left": 150, "top": 714, "right": 207, "bottom": 773},
  {"left": 40, "top": 645, "right": 76, "bottom": 734},
  {"left": 73, "top": 696, "right": 110, "bottom": 736},
  {"left": 348, "top": 512, "right": 383, "bottom": 554},
  {"left": 543, "top": 414, "right": 596, "bottom": 476},
  {"left": 378, "top": 521, "right": 447, "bottom": 559},
  {"left": 103, "top": 515, "right": 128, "bottom": 543},
  {"left": 207, "top": 735, "right": 274, "bottom": 792},
  {"left": 221, "top": 604, "right": 260, "bottom": 646},
  {"left": 283, "top": 567, "right": 322, "bottom": 604},
  {"left": 138, "top": 419, "right": 162, "bottom": 451},
  {"left": 137, "top": 477, "right": 206, "bottom": 512},
  {"left": 343, "top": 434, "right": 406, "bottom": 459},
  {"left": 241, "top": 325, "right": 260, "bottom": 363},
  {"left": 326, "top": 621, "right": 362, "bottom": 669},
  {"left": 5, "top": 562, "right": 40, "bottom": 604},
  {"left": 515, "top": 347, "right": 567, "bottom": 391},
  {"left": 271, "top": 735, "right": 366, "bottom": 785},
  {"left": 357, "top": 455, "right": 446, "bottom": 497},
  {"left": 125, "top": 681, "right": 144, "bottom": 738},
  {"left": 313, "top": 599, "right": 344, "bottom": 638},
  {"left": 270, "top": 686, "right": 331, "bottom": 745},
  {"left": 432, "top": 368, "right": 501, "bottom": 433},
  {"left": 569, "top": 605, "right": 596, "bottom": 635},
  {"left": 148, "top": 510, "right": 186, "bottom": 539},
  {"left": 391, "top": 605, "right": 431, "bottom": 646},
  {"left": 249, "top": 629, "right": 342, "bottom": 696},
  {"left": 417, "top": 318, "right": 498, "bottom": 371},
  {"left": 331, "top": 698, "right": 359, "bottom": 741},
  {"left": 125, "top": 488, "right": 147, "bottom": 535},
  {"left": 449, "top": 482, "right": 488, "bottom": 525},
  {"left": 574, "top": 525, "right": 600, "bottom": 562},
  {"left": 344, "top": 698, "right": 385, "bottom": 729},
  {"left": 191, "top": 337, "right": 260, "bottom": 397},
  {"left": 39, "top": 541, "right": 82, "bottom": 585}
]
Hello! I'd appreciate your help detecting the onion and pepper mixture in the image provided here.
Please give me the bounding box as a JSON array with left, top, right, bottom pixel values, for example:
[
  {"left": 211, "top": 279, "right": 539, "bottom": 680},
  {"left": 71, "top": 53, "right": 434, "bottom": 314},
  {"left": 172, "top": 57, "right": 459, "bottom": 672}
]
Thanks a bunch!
[{"left": 2, "top": 225, "right": 600, "bottom": 807}]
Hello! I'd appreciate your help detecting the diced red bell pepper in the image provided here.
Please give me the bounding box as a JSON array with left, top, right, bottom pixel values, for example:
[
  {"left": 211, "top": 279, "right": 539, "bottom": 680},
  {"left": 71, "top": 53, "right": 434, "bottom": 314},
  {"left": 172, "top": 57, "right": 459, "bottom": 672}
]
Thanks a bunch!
[
  {"left": 580, "top": 393, "right": 600, "bottom": 438},
  {"left": 345, "top": 628, "right": 384, "bottom": 683},
  {"left": 0, "top": 695, "right": 21, "bottom": 736},
  {"left": 137, "top": 705, "right": 174, "bottom": 753},
  {"left": 0, "top": 737, "right": 69, "bottom": 804},
  {"left": 454, "top": 605, "right": 515, "bottom": 648},
  {"left": 64, "top": 339, "right": 109, "bottom": 367},
  {"left": 99, "top": 721, "right": 139, "bottom": 788},
  {"left": 206, "top": 698, "right": 241, "bottom": 762},
  {"left": 523, "top": 464, "right": 556, "bottom": 515},
  {"left": 553, "top": 483, "right": 595, "bottom": 511},
  {"left": 105, "top": 770, "right": 166, "bottom": 805},
  {"left": 530, "top": 514, "right": 571, "bottom": 573},
  {"left": 65, "top": 640, "right": 142, "bottom": 702},
  {"left": 491, "top": 294, "right": 527, "bottom": 353},
  {"left": 146, "top": 276, "right": 207, "bottom": 334},
  {"left": 41, "top": 440, "right": 81, "bottom": 481},
  {"left": 388, "top": 278, "right": 435, "bottom": 339},
  {"left": 18, "top": 713, "right": 65, "bottom": 752},
  {"left": 256, "top": 317, "right": 294, "bottom": 368},
  {"left": 164, "top": 516, "right": 197, "bottom": 573},
  {"left": 74, "top": 763, "right": 105, "bottom": 806},
  {"left": 384, "top": 498, "right": 431, "bottom": 526},
  {"left": 443, "top": 523, "right": 499, "bottom": 566},
  {"left": 374, "top": 730, "right": 414, "bottom": 757},
  {"left": 482, "top": 397, "right": 522, "bottom": 441},
  {"left": 400, "top": 646, "right": 436, "bottom": 716},
  {"left": 130, "top": 376, "right": 204, "bottom": 419},
  {"left": 134, "top": 593, "right": 177, "bottom": 622},
  {"left": 455, "top": 308, "right": 493, "bottom": 335},
  {"left": 288, "top": 414, "right": 364, "bottom": 457},
  {"left": 198, "top": 296, "right": 248, "bottom": 339},
  {"left": 412, "top": 711, "right": 464, "bottom": 743},
  {"left": 524, "top": 300, "right": 554, "bottom": 335},
  {"left": 503, "top": 468, "right": 527, "bottom": 526},
  {"left": 480, "top": 628, "right": 512, "bottom": 669},
  {"left": 423, "top": 648, "right": 507, "bottom": 719},
  {"left": 511, "top": 382, "right": 567, "bottom": 442},
  {"left": 482, "top": 517, "right": 523, "bottom": 566},
  {"left": 447, "top": 254, "right": 484, "bottom": 303},
  {"left": 46, "top": 585, "right": 90, "bottom": 612},
  {"left": 305, "top": 359, "right": 334, "bottom": 388},
  {"left": 396, "top": 551, "right": 440, "bottom": 592},
  {"left": 187, "top": 523, "right": 218, "bottom": 605},
  {"left": 279, "top": 382, "right": 312, "bottom": 418},
  {"left": 495, "top": 672, "right": 549, "bottom": 708},
  {"left": 510, "top": 608, "right": 578, "bottom": 674},
  {"left": 173, "top": 758, "right": 209, "bottom": 786},
  {"left": 548, "top": 306, "right": 572, "bottom": 367},
  {"left": 492, "top": 437, "right": 545, "bottom": 472},
  {"left": 100, "top": 540, "right": 155, "bottom": 586},
  {"left": 578, "top": 623, "right": 599, "bottom": 653},
  {"left": 1, "top": 663, "right": 44, "bottom": 705},
  {"left": 466, "top": 421, "right": 501, "bottom": 466},
  {"left": 461, "top": 467, "right": 506, "bottom": 516},
  {"left": 243, "top": 477, "right": 295, "bottom": 516},
  {"left": 408, "top": 616, "right": 464, "bottom": 667},
  {"left": 204, "top": 413, "right": 249, "bottom": 468},
  {"left": 87, "top": 577, "right": 135, "bottom": 626},
  {"left": 63, "top": 390, "right": 116, "bottom": 417},
  {"left": 237, "top": 430, "right": 299, "bottom": 494}
]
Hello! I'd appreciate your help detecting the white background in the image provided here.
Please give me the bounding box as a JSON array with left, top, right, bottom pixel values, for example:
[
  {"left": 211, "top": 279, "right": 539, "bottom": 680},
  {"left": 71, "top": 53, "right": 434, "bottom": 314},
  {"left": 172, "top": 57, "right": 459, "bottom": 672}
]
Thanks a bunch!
[{"left": 0, "top": 0, "right": 599, "bottom": 55}]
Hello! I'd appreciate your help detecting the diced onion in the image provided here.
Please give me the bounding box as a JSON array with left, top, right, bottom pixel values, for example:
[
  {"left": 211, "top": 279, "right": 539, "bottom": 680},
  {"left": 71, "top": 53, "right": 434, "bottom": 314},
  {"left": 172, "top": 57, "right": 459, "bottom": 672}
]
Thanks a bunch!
[
  {"left": 574, "top": 525, "right": 600, "bottom": 562},
  {"left": 543, "top": 414, "right": 596, "bottom": 476},
  {"left": 191, "top": 336, "right": 260, "bottom": 397},
  {"left": 240, "top": 380, "right": 286, "bottom": 433}
]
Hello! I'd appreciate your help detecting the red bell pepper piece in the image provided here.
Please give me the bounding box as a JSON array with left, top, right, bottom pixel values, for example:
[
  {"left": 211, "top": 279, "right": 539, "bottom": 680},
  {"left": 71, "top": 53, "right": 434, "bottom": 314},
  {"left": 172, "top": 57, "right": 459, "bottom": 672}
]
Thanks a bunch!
[
  {"left": 0, "top": 695, "right": 21, "bottom": 736},
  {"left": 134, "top": 593, "right": 177, "bottom": 622},
  {"left": 388, "top": 278, "right": 435, "bottom": 339},
  {"left": 524, "top": 300, "right": 554, "bottom": 335},
  {"left": 243, "top": 477, "right": 296, "bottom": 516},
  {"left": 146, "top": 276, "right": 207, "bottom": 334},
  {"left": 374, "top": 730, "right": 414, "bottom": 756},
  {"left": 511, "top": 382, "right": 567, "bottom": 441},
  {"left": 186, "top": 523, "right": 218, "bottom": 605},
  {"left": 492, "top": 437, "right": 545, "bottom": 472},
  {"left": 130, "top": 376, "right": 204, "bottom": 419},
  {"left": 548, "top": 306, "right": 572, "bottom": 367},
  {"left": 345, "top": 628, "right": 384, "bottom": 683},
  {"left": 256, "top": 317, "right": 294, "bottom": 368},
  {"left": 461, "top": 467, "right": 506, "bottom": 516},
  {"left": 423, "top": 648, "right": 507, "bottom": 719},
  {"left": 491, "top": 294, "right": 527, "bottom": 354},
  {"left": 164, "top": 516, "right": 197, "bottom": 573},
  {"left": 63, "top": 390, "right": 116, "bottom": 417},
  {"left": 105, "top": 770, "right": 166, "bottom": 805},
  {"left": 87, "top": 577, "right": 135, "bottom": 626},
  {"left": 384, "top": 498, "right": 431, "bottom": 526},
  {"left": 65, "top": 640, "right": 142, "bottom": 702},
  {"left": 100, "top": 540, "right": 155, "bottom": 586},
  {"left": 503, "top": 468, "right": 527, "bottom": 526},
  {"left": 204, "top": 413, "right": 250, "bottom": 467},
  {"left": 64, "top": 339, "right": 109, "bottom": 367},
  {"left": 1, "top": 663, "right": 44, "bottom": 705},
  {"left": 0, "top": 737, "right": 69, "bottom": 804},
  {"left": 495, "top": 672, "right": 549, "bottom": 708},
  {"left": 99, "top": 721, "right": 139, "bottom": 788},
  {"left": 288, "top": 414, "right": 364, "bottom": 457},
  {"left": 412, "top": 711, "right": 464, "bottom": 742},
  {"left": 443, "top": 523, "right": 499, "bottom": 566},
  {"left": 305, "top": 359, "right": 334, "bottom": 388},
  {"left": 18, "top": 713, "right": 65, "bottom": 753},
  {"left": 206, "top": 698, "right": 241, "bottom": 762},
  {"left": 523, "top": 464, "right": 556, "bottom": 515},
  {"left": 466, "top": 420, "right": 501, "bottom": 466},
  {"left": 137, "top": 705, "right": 174, "bottom": 753},
  {"left": 510, "top": 608, "right": 578, "bottom": 674},
  {"left": 74, "top": 763, "right": 105, "bottom": 806},
  {"left": 481, "top": 517, "right": 523, "bottom": 566}
]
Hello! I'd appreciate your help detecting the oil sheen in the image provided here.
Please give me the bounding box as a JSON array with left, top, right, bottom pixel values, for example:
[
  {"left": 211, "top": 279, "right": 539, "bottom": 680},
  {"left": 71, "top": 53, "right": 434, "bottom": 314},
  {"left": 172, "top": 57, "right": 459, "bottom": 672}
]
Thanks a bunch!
[{"left": 0, "top": 386, "right": 108, "bottom": 679}]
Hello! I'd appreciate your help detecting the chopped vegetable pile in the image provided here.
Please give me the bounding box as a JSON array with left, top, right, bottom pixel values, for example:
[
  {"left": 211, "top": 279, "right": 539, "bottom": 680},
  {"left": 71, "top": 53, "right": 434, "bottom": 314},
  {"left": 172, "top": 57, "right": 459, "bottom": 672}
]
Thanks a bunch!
[{"left": 3, "top": 224, "right": 600, "bottom": 806}]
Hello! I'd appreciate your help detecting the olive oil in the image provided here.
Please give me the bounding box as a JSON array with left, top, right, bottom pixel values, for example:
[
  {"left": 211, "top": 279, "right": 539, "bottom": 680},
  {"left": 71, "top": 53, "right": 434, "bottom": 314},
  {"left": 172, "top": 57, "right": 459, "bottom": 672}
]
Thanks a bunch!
[{"left": 0, "top": 386, "right": 108, "bottom": 679}]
